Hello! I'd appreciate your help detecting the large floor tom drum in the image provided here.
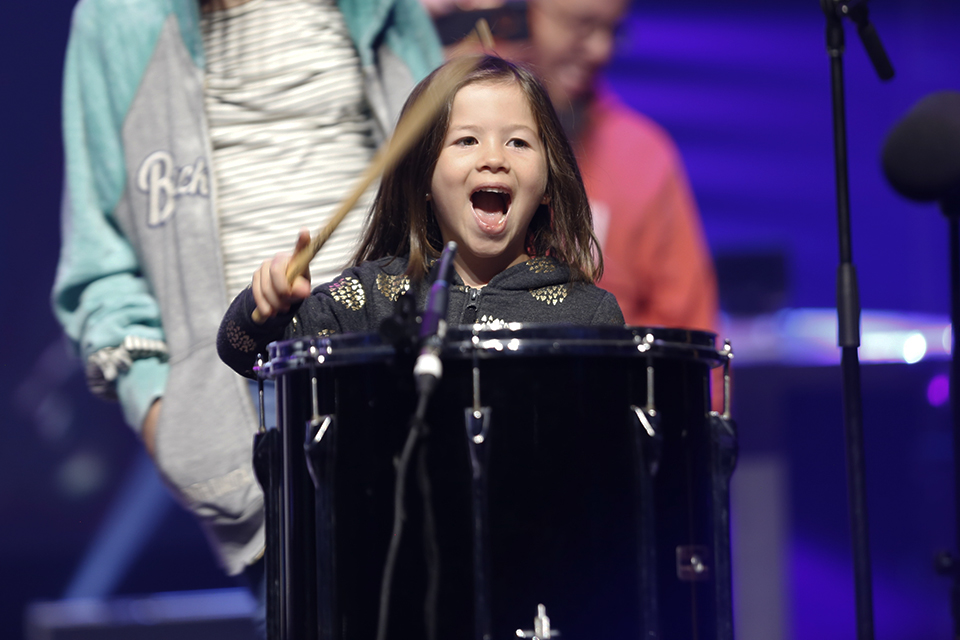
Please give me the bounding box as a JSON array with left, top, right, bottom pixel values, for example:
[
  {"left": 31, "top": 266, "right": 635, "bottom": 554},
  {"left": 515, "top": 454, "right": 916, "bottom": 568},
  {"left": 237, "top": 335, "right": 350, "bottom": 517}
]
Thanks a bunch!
[{"left": 260, "top": 325, "right": 735, "bottom": 640}]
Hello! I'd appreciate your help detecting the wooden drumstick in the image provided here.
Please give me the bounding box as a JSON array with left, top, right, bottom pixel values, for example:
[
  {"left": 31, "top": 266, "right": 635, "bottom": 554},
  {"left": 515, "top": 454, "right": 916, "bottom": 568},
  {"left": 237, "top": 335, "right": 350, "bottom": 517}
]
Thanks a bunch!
[
  {"left": 251, "top": 54, "right": 482, "bottom": 324},
  {"left": 475, "top": 18, "right": 495, "bottom": 51}
]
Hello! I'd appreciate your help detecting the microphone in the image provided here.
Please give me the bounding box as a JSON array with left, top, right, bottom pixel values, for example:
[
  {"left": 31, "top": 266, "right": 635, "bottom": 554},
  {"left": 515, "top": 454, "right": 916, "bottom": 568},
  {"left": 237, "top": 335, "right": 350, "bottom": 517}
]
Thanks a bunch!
[
  {"left": 413, "top": 241, "right": 458, "bottom": 395},
  {"left": 882, "top": 91, "right": 960, "bottom": 206}
]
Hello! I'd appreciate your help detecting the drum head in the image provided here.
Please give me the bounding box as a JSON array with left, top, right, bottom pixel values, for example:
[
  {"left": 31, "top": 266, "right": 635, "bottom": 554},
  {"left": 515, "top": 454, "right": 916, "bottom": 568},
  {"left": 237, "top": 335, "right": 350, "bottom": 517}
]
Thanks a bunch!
[{"left": 264, "top": 324, "right": 721, "bottom": 377}]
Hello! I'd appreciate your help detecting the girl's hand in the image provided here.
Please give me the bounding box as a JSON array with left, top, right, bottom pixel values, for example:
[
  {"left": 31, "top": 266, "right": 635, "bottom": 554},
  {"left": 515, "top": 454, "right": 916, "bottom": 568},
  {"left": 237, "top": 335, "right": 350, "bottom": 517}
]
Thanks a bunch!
[{"left": 251, "top": 229, "right": 312, "bottom": 322}]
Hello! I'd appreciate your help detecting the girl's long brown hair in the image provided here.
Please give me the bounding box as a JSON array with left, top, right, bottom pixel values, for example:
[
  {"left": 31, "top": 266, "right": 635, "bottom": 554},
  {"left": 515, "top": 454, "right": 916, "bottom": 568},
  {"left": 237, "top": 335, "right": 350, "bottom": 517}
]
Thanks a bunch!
[{"left": 353, "top": 55, "right": 603, "bottom": 283}]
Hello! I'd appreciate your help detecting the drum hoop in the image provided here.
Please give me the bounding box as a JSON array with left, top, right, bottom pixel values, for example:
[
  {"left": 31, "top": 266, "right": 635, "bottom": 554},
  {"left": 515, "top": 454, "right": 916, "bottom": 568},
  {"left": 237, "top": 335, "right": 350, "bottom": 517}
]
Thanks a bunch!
[{"left": 262, "top": 324, "right": 723, "bottom": 378}]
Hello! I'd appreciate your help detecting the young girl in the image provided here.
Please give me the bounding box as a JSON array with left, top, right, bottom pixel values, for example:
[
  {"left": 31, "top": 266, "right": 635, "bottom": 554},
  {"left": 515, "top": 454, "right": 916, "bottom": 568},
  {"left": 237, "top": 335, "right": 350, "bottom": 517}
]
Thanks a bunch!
[{"left": 218, "top": 55, "right": 623, "bottom": 377}]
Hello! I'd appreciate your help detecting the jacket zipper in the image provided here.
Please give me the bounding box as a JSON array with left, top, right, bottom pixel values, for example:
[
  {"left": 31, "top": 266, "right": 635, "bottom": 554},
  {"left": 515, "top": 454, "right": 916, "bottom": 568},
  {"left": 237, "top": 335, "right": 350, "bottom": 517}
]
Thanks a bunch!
[{"left": 461, "top": 287, "right": 481, "bottom": 325}]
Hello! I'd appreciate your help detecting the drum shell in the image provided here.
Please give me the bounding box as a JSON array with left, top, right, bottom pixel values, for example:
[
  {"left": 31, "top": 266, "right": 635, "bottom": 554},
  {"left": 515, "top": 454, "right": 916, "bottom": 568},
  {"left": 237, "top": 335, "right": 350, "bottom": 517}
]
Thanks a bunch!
[{"left": 267, "top": 327, "right": 733, "bottom": 640}]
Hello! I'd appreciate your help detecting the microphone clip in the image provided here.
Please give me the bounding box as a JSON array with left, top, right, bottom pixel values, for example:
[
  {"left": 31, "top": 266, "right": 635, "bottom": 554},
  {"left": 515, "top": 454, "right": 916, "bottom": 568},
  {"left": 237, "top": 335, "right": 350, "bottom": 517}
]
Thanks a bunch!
[
  {"left": 821, "top": 0, "right": 894, "bottom": 80},
  {"left": 413, "top": 241, "right": 458, "bottom": 396}
]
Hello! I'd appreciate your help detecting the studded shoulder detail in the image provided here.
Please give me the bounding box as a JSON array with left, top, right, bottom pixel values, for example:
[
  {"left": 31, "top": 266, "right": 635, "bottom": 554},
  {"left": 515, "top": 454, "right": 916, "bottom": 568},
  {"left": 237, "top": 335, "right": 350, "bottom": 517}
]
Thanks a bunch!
[
  {"left": 376, "top": 273, "right": 411, "bottom": 302},
  {"left": 328, "top": 276, "right": 366, "bottom": 311},
  {"left": 529, "top": 284, "right": 569, "bottom": 305}
]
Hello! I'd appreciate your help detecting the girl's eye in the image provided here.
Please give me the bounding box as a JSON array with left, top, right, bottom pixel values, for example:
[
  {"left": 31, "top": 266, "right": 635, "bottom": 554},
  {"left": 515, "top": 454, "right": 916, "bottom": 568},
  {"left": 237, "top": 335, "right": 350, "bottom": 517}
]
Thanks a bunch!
[
  {"left": 455, "top": 136, "right": 477, "bottom": 146},
  {"left": 508, "top": 138, "right": 531, "bottom": 149}
]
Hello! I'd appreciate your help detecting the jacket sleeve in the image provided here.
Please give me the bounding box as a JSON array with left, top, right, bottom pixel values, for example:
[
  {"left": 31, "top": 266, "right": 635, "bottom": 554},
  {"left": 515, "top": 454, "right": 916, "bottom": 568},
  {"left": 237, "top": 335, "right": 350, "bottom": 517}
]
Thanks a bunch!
[
  {"left": 52, "top": 1, "right": 168, "bottom": 434},
  {"left": 217, "top": 268, "right": 378, "bottom": 378},
  {"left": 217, "top": 288, "right": 294, "bottom": 379}
]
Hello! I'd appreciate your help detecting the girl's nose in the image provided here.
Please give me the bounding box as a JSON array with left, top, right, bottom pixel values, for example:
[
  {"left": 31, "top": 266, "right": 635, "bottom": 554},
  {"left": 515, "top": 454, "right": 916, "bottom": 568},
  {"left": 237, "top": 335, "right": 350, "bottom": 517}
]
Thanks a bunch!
[{"left": 479, "top": 143, "right": 509, "bottom": 172}]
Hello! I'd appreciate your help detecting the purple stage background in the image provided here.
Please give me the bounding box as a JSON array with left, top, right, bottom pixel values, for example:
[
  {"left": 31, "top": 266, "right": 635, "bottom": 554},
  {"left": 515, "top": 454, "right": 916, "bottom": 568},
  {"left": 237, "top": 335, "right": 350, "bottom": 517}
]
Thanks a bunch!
[{"left": 2, "top": 0, "right": 958, "bottom": 638}]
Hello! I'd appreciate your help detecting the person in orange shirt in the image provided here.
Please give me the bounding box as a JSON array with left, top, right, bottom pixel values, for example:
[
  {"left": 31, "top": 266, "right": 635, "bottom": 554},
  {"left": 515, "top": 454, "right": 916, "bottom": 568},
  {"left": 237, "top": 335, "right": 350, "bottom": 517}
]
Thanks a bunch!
[{"left": 525, "top": 0, "right": 717, "bottom": 332}]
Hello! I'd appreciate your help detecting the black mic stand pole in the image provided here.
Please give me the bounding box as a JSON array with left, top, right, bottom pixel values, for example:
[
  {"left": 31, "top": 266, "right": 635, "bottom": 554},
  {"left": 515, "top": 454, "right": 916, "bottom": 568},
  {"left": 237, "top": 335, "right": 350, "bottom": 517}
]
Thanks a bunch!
[
  {"left": 820, "top": 2, "right": 893, "bottom": 638},
  {"left": 934, "top": 197, "right": 960, "bottom": 638}
]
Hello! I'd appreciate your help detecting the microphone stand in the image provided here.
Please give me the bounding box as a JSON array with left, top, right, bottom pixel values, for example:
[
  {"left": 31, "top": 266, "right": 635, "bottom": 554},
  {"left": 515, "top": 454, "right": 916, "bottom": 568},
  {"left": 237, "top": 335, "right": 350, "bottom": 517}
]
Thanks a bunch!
[
  {"left": 935, "top": 196, "right": 960, "bottom": 639},
  {"left": 375, "top": 242, "right": 457, "bottom": 640},
  {"left": 819, "top": 2, "right": 893, "bottom": 639}
]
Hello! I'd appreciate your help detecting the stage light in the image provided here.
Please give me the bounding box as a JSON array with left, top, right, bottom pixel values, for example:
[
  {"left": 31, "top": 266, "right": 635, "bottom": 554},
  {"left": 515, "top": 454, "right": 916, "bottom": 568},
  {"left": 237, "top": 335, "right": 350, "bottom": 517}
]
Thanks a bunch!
[{"left": 902, "top": 333, "right": 927, "bottom": 364}]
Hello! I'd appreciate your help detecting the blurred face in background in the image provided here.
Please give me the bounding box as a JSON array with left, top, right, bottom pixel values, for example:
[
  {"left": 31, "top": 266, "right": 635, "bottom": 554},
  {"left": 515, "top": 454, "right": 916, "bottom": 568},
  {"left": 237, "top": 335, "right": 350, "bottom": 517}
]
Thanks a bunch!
[{"left": 527, "top": 0, "right": 630, "bottom": 109}]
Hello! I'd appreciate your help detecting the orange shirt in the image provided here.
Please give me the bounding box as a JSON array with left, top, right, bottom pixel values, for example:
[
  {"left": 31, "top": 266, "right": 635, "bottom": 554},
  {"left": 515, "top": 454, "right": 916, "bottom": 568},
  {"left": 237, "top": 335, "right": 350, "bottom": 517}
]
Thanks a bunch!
[{"left": 577, "top": 89, "right": 718, "bottom": 333}]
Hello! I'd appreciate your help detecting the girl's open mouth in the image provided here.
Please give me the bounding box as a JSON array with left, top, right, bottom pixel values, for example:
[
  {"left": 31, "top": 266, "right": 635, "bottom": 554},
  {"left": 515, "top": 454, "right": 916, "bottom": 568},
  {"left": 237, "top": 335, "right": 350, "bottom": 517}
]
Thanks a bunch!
[{"left": 471, "top": 188, "right": 512, "bottom": 234}]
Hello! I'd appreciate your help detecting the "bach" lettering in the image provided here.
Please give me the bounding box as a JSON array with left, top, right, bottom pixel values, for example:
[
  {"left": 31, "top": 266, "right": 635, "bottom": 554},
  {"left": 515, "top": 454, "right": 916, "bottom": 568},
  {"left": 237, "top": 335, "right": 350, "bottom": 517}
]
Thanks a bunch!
[{"left": 137, "top": 151, "right": 210, "bottom": 226}]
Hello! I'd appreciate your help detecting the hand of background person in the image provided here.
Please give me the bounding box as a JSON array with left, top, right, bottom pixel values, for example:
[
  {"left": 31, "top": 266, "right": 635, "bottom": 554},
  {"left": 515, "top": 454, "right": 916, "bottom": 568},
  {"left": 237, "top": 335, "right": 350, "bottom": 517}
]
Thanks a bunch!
[
  {"left": 142, "top": 398, "right": 161, "bottom": 457},
  {"left": 251, "top": 229, "right": 312, "bottom": 321},
  {"left": 418, "top": 0, "right": 506, "bottom": 19}
]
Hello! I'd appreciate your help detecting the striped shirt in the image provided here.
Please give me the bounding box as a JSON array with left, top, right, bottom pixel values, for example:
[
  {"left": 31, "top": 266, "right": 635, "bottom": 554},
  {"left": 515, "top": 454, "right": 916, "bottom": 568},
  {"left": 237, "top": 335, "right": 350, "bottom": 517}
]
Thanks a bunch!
[{"left": 202, "top": 0, "right": 379, "bottom": 300}]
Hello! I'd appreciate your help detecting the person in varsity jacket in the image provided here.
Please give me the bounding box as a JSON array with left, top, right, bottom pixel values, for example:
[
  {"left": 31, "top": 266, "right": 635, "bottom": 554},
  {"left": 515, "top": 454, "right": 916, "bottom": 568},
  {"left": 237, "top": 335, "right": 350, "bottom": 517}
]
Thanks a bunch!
[{"left": 52, "top": 0, "right": 443, "bottom": 599}]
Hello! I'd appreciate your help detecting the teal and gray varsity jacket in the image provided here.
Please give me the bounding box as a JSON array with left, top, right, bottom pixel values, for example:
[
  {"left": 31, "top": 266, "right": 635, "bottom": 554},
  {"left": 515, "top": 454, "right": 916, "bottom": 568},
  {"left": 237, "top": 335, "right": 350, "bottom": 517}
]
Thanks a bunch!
[{"left": 52, "top": 0, "right": 442, "bottom": 575}]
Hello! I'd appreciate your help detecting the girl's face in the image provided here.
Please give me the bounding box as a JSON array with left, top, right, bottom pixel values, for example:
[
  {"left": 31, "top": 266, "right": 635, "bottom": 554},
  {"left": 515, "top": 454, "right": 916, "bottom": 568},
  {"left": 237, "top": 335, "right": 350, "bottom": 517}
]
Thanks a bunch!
[{"left": 429, "top": 80, "right": 549, "bottom": 287}]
